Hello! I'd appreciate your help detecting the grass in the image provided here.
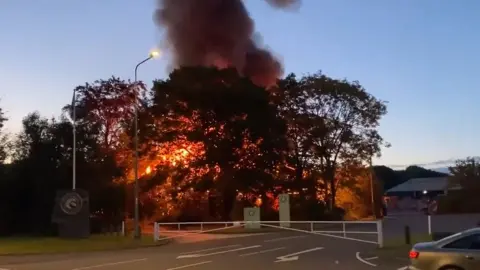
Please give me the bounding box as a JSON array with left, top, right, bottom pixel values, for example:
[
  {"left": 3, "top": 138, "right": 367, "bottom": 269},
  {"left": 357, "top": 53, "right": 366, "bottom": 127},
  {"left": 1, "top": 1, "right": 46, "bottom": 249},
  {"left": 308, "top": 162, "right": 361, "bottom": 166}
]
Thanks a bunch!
[
  {"left": 375, "top": 234, "right": 433, "bottom": 259},
  {"left": 0, "top": 234, "right": 169, "bottom": 255}
]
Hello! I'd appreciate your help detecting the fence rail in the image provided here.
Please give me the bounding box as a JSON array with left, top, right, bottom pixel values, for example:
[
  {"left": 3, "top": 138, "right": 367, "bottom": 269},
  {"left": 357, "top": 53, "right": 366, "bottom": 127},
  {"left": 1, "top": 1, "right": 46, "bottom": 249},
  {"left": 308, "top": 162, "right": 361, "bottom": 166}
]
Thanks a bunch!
[{"left": 153, "top": 220, "right": 384, "bottom": 247}]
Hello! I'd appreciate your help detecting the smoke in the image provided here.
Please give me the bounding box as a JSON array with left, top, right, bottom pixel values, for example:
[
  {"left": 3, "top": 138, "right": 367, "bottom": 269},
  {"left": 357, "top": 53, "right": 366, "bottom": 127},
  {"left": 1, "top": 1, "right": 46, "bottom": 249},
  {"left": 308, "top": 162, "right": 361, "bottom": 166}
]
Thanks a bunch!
[{"left": 154, "top": 0, "right": 300, "bottom": 87}]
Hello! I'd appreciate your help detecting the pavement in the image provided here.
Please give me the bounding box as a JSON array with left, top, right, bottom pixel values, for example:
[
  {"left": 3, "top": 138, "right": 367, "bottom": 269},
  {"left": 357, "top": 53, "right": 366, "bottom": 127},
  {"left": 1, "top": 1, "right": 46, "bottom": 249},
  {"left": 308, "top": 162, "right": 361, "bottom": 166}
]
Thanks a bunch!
[{"left": 0, "top": 231, "right": 411, "bottom": 270}]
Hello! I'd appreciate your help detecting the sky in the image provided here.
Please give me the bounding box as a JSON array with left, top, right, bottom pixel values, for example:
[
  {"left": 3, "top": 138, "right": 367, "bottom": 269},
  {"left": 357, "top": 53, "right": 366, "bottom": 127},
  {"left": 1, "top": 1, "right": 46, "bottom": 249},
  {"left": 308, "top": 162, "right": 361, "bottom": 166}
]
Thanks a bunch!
[{"left": 0, "top": 0, "right": 479, "bottom": 168}]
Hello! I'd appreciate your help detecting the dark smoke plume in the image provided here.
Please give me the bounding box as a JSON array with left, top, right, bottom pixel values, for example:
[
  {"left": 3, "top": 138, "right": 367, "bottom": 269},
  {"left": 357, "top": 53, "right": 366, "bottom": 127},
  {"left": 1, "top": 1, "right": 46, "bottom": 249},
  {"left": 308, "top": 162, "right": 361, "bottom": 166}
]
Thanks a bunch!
[{"left": 154, "top": 0, "right": 300, "bottom": 87}]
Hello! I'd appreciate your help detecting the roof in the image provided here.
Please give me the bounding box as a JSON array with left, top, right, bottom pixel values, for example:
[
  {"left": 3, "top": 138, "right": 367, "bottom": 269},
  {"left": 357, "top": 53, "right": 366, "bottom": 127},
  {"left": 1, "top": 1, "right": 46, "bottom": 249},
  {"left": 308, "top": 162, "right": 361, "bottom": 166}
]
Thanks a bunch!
[{"left": 385, "top": 177, "right": 461, "bottom": 193}]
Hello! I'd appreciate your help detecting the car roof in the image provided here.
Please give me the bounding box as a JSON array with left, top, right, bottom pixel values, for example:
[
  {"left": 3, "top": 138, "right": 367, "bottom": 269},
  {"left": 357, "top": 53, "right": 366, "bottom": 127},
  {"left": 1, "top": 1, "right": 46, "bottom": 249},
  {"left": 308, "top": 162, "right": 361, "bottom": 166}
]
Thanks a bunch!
[
  {"left": 463, "top": 227, "right": 480, "bottom": 234},
  {"left": 434, "top": 227, "right": 480, "bottom": 246}
]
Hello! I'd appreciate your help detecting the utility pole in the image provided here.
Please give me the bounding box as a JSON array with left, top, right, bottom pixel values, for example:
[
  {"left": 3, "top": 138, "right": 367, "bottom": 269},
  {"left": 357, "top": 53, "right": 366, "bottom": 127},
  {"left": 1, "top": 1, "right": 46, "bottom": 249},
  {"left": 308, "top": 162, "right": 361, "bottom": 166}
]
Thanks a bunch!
[
  {"left": 133, "top": 51, "right": 159, "bottom": 239},
  {"left": 71, "top": 89, "right": 77, "bottom": 190},
  {"left": 369, "top": 150, "right": 376, "bottom": 219}
]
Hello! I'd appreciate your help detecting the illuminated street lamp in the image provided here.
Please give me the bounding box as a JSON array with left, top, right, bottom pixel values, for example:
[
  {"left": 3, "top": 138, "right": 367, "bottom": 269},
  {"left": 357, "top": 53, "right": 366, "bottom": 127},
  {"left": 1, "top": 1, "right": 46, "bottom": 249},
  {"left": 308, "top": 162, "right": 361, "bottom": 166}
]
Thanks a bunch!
[
  {"left": 67, "top": 88, "right": 77, "bottom": 190},
  {"left": 133, "top": 49, "right": 161, "bottom": 239}
]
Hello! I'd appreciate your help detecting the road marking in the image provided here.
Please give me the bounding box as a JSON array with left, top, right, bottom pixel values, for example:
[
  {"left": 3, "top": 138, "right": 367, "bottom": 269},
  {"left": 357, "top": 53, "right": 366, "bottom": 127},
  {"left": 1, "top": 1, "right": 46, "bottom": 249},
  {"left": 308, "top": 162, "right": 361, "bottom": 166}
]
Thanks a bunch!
[
  {"left": 397, "top": 267, "right": 408, "bottom": 270},
  {"left": 179, "top": 244, "right": 241, "bottom": 255},
  {"left": 166, "top": 261, "right": 212, "bottom": 270},
  {"left": 239, "top": 247, "right": 286, "bottom": 257},
  {"left": 355, "top": 252, "right": 377, "bottom": 267},
  {"left": 177, "top": 245, "right": 261, "bottom": 259},
  {"left": 72, "top": 258, "right": 147, "bottom": 270},
  {"left": 364, "top": 256, "right": 378, "bottom": 260},
  {"left": 274, "top": 247, "right": 324, "bottom": 263},
  {"left": 264, "top": 235, "right": 306, "bottom": 242}
]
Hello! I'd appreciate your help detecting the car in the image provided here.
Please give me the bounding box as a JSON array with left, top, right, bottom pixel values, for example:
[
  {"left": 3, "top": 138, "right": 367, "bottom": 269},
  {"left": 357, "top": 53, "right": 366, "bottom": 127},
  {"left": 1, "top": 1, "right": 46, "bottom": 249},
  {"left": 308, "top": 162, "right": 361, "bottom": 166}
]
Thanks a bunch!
[{"left": 408, "top": 228, "right": 480, "bottom": 270}]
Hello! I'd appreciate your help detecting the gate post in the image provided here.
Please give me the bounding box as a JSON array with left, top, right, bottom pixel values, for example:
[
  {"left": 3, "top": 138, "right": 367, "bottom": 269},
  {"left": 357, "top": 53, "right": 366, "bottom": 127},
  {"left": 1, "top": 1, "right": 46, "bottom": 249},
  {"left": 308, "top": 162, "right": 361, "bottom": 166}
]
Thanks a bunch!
[
  {"left": 244, "top": 207, "right": 260, "bottom": 229},
  {"left": 153, "top": 222, "right": 159, "bottom": 241},
  {"left": 376, "top": 219, "right": 384, "bottom": 248},
  {"left": 279, "top": 194, "right": 291, "bottom": 228}
]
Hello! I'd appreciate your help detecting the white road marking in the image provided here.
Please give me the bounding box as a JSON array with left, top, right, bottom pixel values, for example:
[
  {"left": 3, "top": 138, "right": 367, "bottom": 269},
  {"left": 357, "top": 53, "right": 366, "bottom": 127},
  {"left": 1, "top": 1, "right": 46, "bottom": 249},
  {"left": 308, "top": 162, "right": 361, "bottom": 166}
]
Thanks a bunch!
[
  {"left": 364, "top": 256, "right": 378, "bottom": 260},
  {"left": 355, "top": 252, "right": 377, "bottom": 267},
  {"left": 177, "top": 245, "right": 261, "bottom": 259},
  {"left": 239, "top": 247, "right": 286, "bottom": 257},
  {"left": 264, "top": 235, "right": 306, "bottom": 242},
  {"left": 166, "top": 261, "right": 212, "bottom": 270},
  {"left": 397, "top": 267, "right": 409, "bottom": 270},
  {"left": 72, "top": 258, "right": 147, "bottom": 270},
  {"left": 179, "top": 244, "right": 241, "bottom": 255},
  {"left": 274, "top": 247, "right": 324, "bottom": 263}
]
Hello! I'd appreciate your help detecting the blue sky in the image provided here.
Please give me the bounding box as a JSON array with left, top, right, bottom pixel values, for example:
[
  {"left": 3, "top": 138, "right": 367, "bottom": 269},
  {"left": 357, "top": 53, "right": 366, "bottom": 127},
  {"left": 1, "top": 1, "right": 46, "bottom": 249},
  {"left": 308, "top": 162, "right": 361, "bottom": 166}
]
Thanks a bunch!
[{"left": 1, "top": 0, "right": 479, "bottom": 168}]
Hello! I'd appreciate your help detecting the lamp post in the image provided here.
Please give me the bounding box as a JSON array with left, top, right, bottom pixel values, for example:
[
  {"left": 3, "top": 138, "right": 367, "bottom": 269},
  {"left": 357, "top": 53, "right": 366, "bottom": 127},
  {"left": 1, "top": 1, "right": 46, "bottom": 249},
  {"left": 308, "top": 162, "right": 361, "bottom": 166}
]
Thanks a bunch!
[
  {"left": 369, "top": 153, "right": 375, "bottom": 219},
  {"left": 71, "top": 88, "right": 77, "bottom": 190},
  {"left": 133, "top": 50, "right": 160, "bottom": 239}
]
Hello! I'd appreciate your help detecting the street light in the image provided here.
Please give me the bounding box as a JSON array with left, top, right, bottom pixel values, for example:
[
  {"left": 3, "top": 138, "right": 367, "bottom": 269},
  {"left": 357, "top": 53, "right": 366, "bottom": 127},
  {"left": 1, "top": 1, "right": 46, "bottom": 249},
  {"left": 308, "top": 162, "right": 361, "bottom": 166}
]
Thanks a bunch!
[
  {"left": 369, "top": 148, "right": 376, "bottom": 219},
  {"left": 71, "top": 88, "right": 77, "bottom": 190},
  {"left": 133, "top": 49, "right": 160, "bottom": 239}
]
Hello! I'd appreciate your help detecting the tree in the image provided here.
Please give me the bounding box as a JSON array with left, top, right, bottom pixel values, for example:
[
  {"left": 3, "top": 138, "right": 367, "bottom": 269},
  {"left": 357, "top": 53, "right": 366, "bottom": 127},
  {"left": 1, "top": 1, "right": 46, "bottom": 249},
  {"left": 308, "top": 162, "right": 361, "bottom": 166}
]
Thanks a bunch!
[
  {"left": 274, "top": 74, "right": 314, "bottom": 196},
  {"left": 0, "top": 104, "right": 10, "bottom": 234},
  {"left": 64, "top": 77, "right": 142, "bottom": 152},
  {"left": 438, "top": 157, "right": 480, "bottom": 213},
  {"left": 1, "top": 103, "right": 127, "bottom": 235},
  {"left": 7, "top": 113, "right": 66, "bottom": 234},
  {"left": 277, "top": 72, "right": 388, "bottom": 210},
  {"left": 0, "top": 103, "right": 8, "bottom": 163},
  {"left": 147, "top": 66, "right": 286, "bottom": 220},
  {"left": 336, "top": 163, "right": 373, "bottom": 220},
  {"left": 448, "top": 157, "right": 480, "bottom": 190}
]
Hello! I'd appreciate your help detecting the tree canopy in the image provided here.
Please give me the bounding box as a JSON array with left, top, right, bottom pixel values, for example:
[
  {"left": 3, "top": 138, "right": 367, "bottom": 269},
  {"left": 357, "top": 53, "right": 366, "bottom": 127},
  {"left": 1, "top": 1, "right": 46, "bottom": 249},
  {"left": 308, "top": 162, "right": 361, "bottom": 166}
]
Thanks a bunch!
[
  {"left": 436, "top": 157, "right": 480, "bottom": 214},
  {"left": 0, "top": 66, "right": 400, "bottom": 235}
]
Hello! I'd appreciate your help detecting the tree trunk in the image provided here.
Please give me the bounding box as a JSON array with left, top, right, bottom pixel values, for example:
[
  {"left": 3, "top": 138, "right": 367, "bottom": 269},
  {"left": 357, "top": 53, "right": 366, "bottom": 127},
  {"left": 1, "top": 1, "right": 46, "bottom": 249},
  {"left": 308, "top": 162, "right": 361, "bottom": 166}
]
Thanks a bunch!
[
  {"left": 221, "top": 187, "right": 236, "bottom": 221},
  {"left": 330, "top": 178, "right": 336, "bottom": 210},
  {"left": 217, "top": 168, "right": 236, "bottom": 221},
  {"left": 324, "top": 167, "right": 336, "bottom": 210}
]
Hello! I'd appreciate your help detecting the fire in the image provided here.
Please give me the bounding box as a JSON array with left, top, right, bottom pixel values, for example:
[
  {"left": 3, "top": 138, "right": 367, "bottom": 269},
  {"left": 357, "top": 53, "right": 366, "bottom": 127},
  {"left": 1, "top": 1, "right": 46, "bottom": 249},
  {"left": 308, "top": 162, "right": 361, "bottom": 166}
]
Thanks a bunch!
[
  {"left": 140, "top": 141, "right": 205, "bottom": 176},
  {"left": 255, "top": 198, "right": 263, "bottom": 207}
]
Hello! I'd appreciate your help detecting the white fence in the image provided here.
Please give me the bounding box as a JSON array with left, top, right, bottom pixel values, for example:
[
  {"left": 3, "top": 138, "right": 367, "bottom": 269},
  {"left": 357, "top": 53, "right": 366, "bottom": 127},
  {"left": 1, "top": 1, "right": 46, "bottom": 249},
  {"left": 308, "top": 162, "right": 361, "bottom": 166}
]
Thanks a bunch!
[
  {"left": 153, "top": 220, "right": 384, "bottom": 247},
  {"left": 156, "top": 221, "right": 239, "bottom": 232}
]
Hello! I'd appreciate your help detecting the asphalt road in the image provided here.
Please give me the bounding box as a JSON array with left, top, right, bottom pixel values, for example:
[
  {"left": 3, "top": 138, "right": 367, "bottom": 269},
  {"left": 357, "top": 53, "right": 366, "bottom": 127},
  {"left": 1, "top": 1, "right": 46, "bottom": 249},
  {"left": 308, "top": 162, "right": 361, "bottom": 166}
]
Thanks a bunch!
[{"left": 0, "top": 232, "right": 409, "bottom": 270}]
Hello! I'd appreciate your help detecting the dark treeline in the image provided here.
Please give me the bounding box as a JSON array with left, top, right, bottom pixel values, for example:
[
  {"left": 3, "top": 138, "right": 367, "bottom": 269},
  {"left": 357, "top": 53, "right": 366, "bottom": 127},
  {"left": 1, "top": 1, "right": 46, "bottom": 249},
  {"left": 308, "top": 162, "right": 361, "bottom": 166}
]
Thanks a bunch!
[{"left": 0, "top": 66, "right": 454, "bottom": 236}]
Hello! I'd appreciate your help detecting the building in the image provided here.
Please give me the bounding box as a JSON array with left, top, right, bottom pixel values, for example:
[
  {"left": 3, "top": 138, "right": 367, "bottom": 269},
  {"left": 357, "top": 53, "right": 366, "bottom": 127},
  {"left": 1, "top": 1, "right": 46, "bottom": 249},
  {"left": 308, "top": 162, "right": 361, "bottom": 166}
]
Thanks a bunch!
[{"left": 384, "top": 177, "right": 461, "bottom": 213}]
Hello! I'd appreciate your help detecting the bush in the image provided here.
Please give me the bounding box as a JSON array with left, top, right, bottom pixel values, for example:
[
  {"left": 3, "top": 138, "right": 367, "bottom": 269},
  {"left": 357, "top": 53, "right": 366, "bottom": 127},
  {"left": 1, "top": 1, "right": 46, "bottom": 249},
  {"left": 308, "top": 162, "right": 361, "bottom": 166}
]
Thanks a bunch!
[
  {"left": 323, "top": 207, "right": 346, "bottom": 221},
  {"left": 437, "top": 191, "right": 480, "bottom": 214}
]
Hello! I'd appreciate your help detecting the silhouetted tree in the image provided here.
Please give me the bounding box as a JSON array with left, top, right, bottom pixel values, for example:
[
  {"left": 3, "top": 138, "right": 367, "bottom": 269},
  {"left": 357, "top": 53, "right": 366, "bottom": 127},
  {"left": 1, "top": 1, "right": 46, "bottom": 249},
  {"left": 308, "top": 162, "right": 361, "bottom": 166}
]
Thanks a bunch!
[
  {"left": 276, "top": 72, "right": 388, "bottom": 210},
  {"left": 148, "top": 66, "right": 286, "bottom": 220},
  {"left": 437, "top": 157, "right": 480, "bottom": 213}
]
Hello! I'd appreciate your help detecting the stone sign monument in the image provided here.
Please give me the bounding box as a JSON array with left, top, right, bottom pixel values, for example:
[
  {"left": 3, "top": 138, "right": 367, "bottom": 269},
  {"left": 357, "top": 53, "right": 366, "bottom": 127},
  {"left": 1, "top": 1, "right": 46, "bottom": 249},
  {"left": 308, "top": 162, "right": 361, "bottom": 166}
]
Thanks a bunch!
[{"left": 52, "top": 189, "right": 90, "bottom": 238}]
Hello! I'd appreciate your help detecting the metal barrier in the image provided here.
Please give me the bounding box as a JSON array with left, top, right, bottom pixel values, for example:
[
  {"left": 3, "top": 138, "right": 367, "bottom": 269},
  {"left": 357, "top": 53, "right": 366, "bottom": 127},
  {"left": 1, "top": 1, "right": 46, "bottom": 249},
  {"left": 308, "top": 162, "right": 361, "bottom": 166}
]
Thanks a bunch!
[
  {"left": 156, "top": 221, "right": 240, "bottom": 232},
  {"left": 153, "top": 220, "right": 384, "bottom": 247}
]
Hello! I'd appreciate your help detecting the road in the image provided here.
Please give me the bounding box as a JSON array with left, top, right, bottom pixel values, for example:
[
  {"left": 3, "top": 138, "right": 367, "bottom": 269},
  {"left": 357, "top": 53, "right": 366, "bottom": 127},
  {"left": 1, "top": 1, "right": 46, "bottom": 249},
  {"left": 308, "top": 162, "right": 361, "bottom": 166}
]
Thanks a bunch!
[{"left": 0, "top": 232, "right": 409, "bottom": 270}]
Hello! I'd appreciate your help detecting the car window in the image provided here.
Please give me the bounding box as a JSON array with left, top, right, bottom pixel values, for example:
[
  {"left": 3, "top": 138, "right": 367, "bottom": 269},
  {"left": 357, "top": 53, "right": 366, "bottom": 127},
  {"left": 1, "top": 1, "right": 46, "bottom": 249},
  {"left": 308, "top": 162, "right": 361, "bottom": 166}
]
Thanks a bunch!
[
  {"left": 443, "top": 234, "right": 480, "bottom": 250},
  {"left": 437, "top": 232, "right": 463, "bottom": 243},
  {"left": 470, "top": 235, "right": 480, "bottom": 250}
]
